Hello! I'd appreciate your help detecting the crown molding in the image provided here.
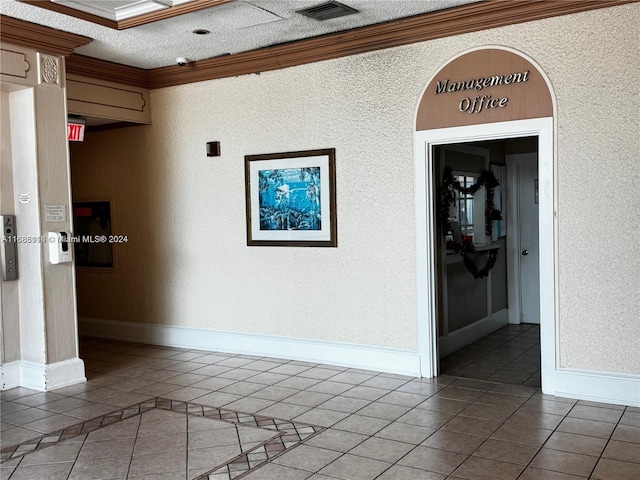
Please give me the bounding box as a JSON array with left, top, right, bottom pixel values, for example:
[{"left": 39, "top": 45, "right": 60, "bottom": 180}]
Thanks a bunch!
[
  {"left": 18, "top": 0, "right": 234, "bottom": 30},
  {"left": 0, "top": 15, "right": 92, "bottom": 56},
  {"left": 146, "top": 0, "right": 636, "bottom": 89},
  {"left": 66, "top": 54, "right": 150, "bottom": 89},
  {"left": 4, "top": 1, "right": 636, "bottom": 89}
]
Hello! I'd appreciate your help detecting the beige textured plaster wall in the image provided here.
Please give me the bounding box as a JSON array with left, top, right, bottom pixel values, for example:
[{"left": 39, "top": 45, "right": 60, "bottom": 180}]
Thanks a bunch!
[{"left": 72, "top": 4, "right": 639, "bottom": 373}]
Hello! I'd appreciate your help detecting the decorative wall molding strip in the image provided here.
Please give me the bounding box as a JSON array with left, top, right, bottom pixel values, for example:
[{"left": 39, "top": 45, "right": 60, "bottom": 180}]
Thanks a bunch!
[
  {"left": 37, "top": 53, "right": 60, "bottom": 86},
  {"left": 0, "top": 48, "right": 29, "bottom": 78},
  {"left": 554, "top": 369, "right": 640, "bottom": 408},
  {"left": 79, "top": 317, "right": 422, "bottom": 377}
]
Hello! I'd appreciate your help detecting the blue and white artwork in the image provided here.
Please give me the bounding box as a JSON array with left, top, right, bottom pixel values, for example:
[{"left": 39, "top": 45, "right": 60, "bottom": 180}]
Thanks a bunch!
[{"left": 258, "top": 167, "right": 321, "bottom": 231}]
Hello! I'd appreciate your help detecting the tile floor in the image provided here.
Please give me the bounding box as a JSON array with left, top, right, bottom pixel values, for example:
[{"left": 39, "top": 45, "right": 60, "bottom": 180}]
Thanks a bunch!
[
  {"left": 440, "top": 324, "right": 541, "bottom": 387},
  {"left": 1, "top": 333, "right": 638, "bottom": 480}
]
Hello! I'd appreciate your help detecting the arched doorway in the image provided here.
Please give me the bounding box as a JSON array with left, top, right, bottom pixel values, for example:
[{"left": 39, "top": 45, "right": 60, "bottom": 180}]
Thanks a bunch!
[{"left": 414, "top": 47, "right": 557, "bottom": 394}]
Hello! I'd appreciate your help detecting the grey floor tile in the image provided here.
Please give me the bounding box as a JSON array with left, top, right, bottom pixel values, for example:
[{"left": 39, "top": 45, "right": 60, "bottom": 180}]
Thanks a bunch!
[
  {"left": 376, "top": 464, "right": 446, "bottom": 479},
  {"left": 249, "top": 385, "right": 297, "bottom": 401},
  {"left": 591, "top": 458, "right": 640, "bottom": 480},
  {"left": 243, "top": 462, "right": 313, "bottom": 479},
  {"left": 348, "top": 436, "right": 414, "bottom": 463},
  {"left": 305, "top": 428, "right": 369, "bottom": 452},
  {"left": 6, "top": 462, "right": 74, "bottom": 480},
  {"left": 421, "top": 430, "right": 485, "bottom": 454},
  {"left": 356, "top": 402, "right": 411, "bottom": 421},
  {"left": 18, "top": 441, "right": 83, "bottom": 466},
  {"left": 21, "top": 413, "right": 83, "bottom": 434},
  {"left": 529, "top": 448, "right": 598, "bottom": 477},
  {"left": 293, "top": 407, "right": 350, "bottom": 427},
  {"left": 223, "top": 396, "right": 275, "bottom": 414},
  {"left": 257, "top": 402, "right": 311, "bottom": 420},
  {"left": 13, "top": 392, "right": 66, "bottom": 407},
  {"left": 398, "top": 445, "right": 467, "bottom": 475},
  {"left": 308, "top": 381, "right": 354, "bottom": 395},
  {"left": 318, "top": 395, "right": 370, "bottom": 413},
  {"left": 128, "top": 449, "right": 187, "bottom": 477},
  {"left": 2, "top": 407, "right": 56, "bottom": 426},
  {"left": 375, "top": 421, "right": 436, "bottom": 444},
  {"left": 69, "top": 456, "right": 131, "bottom": 480},
  {"left": 318, "top": 453, "right": 391, "bottom": 480},
  {"left": 397, "top": 408, "right": 453, "bottom": 429},
  {"left": 332, "top": 414, "right": 390, "bottom": 435},
  {"left": 273, "top": 444, "right": 343, "bottom": 472},
  {"left": 472, "top": 438, "right": 540, "bottom": 465},
  {"left": 453, "top": 455, "right": 525, "bottom": 479}
]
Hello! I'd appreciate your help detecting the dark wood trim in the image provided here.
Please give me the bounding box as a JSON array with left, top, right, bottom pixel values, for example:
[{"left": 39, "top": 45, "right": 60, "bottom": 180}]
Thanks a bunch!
[
  {"left": 66, "top": 55, "right": 150, "bottom": 89},
  {"left": 4, "top": 0, "right": 636, "bottom": 89},
  {"left": 0, "top": 15, "right": 92, "bottom": 56},
  {"left": 146, "top": 0, "right": 635, "bottom": 89},
  {"left": 18, "top": 0, "right": 234, "bottom": 30}
]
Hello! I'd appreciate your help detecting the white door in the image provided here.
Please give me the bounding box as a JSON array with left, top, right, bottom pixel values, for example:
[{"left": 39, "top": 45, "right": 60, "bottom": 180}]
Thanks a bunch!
[{"left": 517, "top": 156, "right": 540, "bottom": 324}]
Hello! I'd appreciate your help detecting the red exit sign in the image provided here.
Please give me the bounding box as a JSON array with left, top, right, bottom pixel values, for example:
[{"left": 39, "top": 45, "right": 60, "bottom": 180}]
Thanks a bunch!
[{"left": 68, "top": 123, "right": 85, "bottom": 142}]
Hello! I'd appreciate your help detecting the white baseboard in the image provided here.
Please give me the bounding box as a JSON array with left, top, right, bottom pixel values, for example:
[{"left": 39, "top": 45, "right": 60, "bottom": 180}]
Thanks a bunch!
[
  {"left": 554, "top": 369, "right": 640, "bottom": 407},
  {"left": 1, "top": 358, "right": 86, "bottom": 392},
  {"left": 78, "top": 318, "right": 639, "bottom": 407},
  {"left": 439, "top": 309, "right": 509, "bottom": 357},
  {"left": 1, "top": 361, "right": 21, "bottom": 390},
  {"left": 46, "top": 358, "right": 87, "bottom": 390},
  {"left": 79, "top": 318, "right": 422, "bottom": 377}
]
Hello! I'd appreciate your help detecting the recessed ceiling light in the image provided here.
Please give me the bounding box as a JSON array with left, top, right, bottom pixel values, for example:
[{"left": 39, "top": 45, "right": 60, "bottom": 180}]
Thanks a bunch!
[{"left": 192, "top": 29, "right": 210, "bottom": 35}]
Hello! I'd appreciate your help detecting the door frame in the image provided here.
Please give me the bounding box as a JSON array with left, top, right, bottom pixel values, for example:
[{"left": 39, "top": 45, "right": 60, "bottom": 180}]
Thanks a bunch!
[{"left": 415, "top": 117, "right": 556, "bottom": 394}]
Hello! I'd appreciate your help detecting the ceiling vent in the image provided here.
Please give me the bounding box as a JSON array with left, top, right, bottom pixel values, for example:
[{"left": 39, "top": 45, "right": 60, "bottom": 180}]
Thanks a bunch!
[{"left": 296, "top": 1, "right": 359, "bottom": 21}]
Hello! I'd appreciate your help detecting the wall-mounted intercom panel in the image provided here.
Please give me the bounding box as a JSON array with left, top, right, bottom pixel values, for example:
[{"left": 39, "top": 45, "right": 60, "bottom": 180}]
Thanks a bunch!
[
  {"left": 1, "top": 215, "right": 18, "bottom": 281},
  {"left": 48, "top": 231, "right": 72, "bottom": 264}
]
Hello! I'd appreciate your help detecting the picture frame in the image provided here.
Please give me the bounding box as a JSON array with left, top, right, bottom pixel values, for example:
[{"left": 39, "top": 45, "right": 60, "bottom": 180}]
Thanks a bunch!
[
  {"left": 72, "top": 200, "right": 114, "bottom": 268},
  {"left": 244, "top": 148, "right": 337, "bottom": 247}
]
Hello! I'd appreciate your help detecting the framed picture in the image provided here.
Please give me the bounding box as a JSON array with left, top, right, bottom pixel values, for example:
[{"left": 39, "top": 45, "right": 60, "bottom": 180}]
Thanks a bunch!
[
  {"left": 245, "top": 148, "right": 337, "bottom": 247},
  {"left": 72, "top": 200, "right": 114, "bottom": 268}
]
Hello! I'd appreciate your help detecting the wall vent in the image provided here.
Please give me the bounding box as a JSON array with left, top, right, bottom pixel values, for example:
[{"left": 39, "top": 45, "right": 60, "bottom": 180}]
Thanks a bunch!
[{"left": 296, "top": 1, "right": 359, "bottom": 21}]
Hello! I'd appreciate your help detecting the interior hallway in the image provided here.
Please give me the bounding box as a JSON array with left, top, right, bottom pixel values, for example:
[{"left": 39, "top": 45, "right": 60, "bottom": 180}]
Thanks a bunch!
[{"left": 1, "top": 336, "right": 638, "bottom": 480}]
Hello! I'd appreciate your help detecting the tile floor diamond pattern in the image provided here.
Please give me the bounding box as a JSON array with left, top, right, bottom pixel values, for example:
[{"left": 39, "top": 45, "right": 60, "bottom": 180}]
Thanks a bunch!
[
  {"left": 1, "top": 398, "right": 324, "bottom": 479},
  {"left": 1, "top": 331, "right": 639, "bottom": 479}
]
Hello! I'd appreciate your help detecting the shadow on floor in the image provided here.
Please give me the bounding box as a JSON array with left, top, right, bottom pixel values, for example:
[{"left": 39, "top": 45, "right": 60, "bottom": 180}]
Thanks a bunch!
[{"left": 440, "top": 324, "right": 541, "bottom": 387}]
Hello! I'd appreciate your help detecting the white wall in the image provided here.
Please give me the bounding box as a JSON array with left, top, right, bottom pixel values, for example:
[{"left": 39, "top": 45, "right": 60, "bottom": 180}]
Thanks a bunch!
[{"left": 73, "top": 4, "right": 639, "bottom": 375}]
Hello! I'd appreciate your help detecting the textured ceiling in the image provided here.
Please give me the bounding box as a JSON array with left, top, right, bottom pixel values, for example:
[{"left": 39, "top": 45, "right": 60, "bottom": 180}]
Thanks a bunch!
[{"left": 0, "top": 0, "right": 480, "bottom": 69}]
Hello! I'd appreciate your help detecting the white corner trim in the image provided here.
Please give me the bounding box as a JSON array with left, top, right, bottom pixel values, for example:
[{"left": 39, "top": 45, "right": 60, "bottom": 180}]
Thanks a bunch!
[
  {"left": 45, "top": 358, "right": 87, "bottom": 391},
  {"left": 0, "top": 361, "right": 21, "bottom": 390},
  {"left": 18, "top": 360, "right": 46, "bottom": 391},
  {"left": 1, "top": 358, "right": 86, "bottom": 391},
  {"left": 79, "top": 318, "right": 422, "bottom": 377},
  {"left": 554, "top": 369, "right": 640, "bottom": 407}
]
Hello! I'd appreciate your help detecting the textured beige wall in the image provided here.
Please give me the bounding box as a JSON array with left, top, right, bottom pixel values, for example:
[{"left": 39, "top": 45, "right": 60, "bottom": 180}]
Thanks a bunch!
[{"left": 72, "top": 4, "right": 639, "bottom": 373}]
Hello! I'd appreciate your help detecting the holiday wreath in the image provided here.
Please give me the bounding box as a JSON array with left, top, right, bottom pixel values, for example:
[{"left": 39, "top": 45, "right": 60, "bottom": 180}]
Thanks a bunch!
[{"left": 440, "top": 166, "right": 502, "bottom": 279}]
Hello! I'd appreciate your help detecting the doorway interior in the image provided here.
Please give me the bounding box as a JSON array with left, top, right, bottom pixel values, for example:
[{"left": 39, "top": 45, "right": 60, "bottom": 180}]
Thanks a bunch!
[
  {"left": 415, "top": 117, "right": 556, "bottom": 394},
  {"left": 432, "top": 136, "right": 541, "bottom": 387}
]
